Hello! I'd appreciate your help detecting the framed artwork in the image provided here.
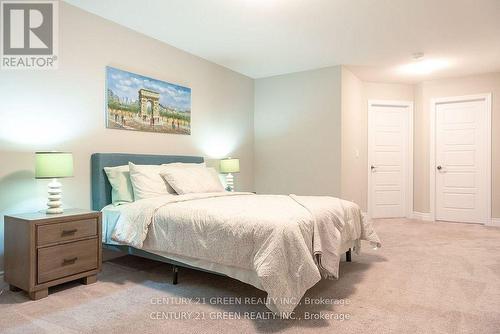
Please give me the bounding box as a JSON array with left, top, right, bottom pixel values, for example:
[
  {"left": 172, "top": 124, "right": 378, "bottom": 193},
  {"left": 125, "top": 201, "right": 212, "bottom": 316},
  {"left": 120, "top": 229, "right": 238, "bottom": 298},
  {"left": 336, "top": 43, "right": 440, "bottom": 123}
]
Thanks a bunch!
[{"left": 105, "top": 66, "right": 191, "bottom": 134}]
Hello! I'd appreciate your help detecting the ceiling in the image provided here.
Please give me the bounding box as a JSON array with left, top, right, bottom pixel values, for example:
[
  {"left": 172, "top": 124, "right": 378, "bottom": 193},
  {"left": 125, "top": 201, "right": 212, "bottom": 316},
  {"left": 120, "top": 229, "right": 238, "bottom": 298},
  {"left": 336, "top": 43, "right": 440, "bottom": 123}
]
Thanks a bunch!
[{"left": 65, "top": 0, "right": 500, "bottom": 82}]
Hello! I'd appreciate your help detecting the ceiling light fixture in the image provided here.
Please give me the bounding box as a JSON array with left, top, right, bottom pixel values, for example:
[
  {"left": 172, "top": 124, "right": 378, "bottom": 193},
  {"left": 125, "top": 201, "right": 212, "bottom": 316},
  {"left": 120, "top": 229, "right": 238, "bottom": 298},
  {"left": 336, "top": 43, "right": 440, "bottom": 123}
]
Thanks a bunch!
[{"left": 398, "top": 53, "right": 450, "bottom": 75}]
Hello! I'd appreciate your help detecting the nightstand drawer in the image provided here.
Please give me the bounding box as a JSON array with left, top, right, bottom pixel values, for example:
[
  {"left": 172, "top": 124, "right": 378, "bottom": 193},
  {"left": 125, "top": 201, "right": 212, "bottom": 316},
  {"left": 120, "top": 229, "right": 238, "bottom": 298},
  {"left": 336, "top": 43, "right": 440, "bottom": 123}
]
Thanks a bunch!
[
  {"left": 37, "top": 218, "right": 97, "bottom": 246},
  {"left": 37, "top": 238, "right": 98, "bottom": 284}
]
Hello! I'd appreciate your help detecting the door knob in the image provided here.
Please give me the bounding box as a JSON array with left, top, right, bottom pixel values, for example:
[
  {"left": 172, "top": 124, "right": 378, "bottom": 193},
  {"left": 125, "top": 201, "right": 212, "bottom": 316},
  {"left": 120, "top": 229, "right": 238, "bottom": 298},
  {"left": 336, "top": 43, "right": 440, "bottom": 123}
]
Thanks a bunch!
[
  {"left": 371, "top": 165, "right": 376, "bottom": 170},
  {"left": 437, "top": 165, "right": 442, "bottom": 170}
]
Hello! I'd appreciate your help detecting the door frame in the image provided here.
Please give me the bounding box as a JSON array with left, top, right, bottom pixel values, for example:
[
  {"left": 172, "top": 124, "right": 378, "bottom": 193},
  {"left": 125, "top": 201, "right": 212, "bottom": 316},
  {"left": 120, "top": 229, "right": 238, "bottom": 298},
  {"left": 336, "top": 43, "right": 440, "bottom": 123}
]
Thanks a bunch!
[
  {"left": 429, "top": 93, "right": 492, "bottom": 224},
  {"left": 367, "top": 100, "right": 414, "bottom": 219}
]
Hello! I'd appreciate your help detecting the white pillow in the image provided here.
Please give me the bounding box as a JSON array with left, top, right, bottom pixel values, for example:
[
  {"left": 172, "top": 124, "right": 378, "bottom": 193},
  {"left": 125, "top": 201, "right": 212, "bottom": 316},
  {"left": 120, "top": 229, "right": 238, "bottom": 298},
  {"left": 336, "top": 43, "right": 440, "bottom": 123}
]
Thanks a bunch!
[
  {"left": 161, "top": 162, "right": 206, "bottom": 193},
  {"left": 161, "top": 162, "right": 209, "bottom": 194},
  {"left": 104, "top": 165, "right": 134, "bottom": 205},
  {"left": 128, "top": 162, "right": 176, "bottom": 200},
  {"left": 160, "top": 167, "right": 225, "bottom": 194}
]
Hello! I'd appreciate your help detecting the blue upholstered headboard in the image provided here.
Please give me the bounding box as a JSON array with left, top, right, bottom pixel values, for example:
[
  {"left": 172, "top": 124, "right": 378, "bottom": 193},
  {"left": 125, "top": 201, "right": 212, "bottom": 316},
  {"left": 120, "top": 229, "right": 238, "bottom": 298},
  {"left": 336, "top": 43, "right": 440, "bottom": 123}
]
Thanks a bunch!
[{"left": 91, "top": 153, "right": 204, "bottom": 211}]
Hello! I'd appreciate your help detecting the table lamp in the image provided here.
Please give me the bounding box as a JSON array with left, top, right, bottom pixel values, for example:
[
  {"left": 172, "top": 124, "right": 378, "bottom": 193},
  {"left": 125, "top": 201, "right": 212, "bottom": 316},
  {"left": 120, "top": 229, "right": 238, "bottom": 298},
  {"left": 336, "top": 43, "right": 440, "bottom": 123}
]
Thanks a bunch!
[
  {"left": 35, "top": 152, "right": 73, "bottom": 214},
  {"left": 220, "top": 157, "right": 240, "bottom": 192}
]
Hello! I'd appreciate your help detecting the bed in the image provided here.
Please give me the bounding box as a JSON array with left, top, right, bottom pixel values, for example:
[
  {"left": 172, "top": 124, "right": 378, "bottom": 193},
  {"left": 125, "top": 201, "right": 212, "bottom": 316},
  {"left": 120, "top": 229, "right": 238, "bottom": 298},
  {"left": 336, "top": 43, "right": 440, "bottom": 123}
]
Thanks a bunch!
[{"left": 91, "top": 153, "right": 380, "bottom": 316}]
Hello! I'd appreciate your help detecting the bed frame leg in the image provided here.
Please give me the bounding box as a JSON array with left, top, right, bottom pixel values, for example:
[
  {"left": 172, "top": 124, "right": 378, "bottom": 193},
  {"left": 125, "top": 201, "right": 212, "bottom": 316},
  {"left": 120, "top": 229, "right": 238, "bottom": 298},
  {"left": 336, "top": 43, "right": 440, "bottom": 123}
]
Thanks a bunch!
[
  {"left": 172, "top": 265, "right": 178, "bottom": 285},
  {"left": 346, "top": 249, "right": 352, "bottom": 262}
]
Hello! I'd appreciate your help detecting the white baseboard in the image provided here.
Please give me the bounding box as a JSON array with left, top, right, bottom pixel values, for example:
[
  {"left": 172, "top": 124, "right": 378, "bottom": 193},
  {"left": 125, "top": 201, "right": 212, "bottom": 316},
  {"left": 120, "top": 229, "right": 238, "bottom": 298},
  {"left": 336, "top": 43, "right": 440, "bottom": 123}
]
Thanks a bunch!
[
  {"left": 411, "top": 211, "right": 434, "bottom": 221},
  {"left": 486, "top": 218, "right": 500, "bottom": 227},
  {"left": 410, "top": 213, "right": 500, "bottom": 226}
]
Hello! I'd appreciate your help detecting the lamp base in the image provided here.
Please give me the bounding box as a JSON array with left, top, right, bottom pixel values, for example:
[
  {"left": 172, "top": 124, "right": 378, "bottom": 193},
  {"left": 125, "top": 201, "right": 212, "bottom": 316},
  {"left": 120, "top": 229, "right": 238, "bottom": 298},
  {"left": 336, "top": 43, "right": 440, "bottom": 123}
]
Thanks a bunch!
[
  {"left": 46, "top": 207, "right": 64, "bottom": 214},
  {"left": 46, "top": 178, "right": 63, "bottom": 214},
  {"left": 225, "top": 173, "right": 234, "bottom": 192}
]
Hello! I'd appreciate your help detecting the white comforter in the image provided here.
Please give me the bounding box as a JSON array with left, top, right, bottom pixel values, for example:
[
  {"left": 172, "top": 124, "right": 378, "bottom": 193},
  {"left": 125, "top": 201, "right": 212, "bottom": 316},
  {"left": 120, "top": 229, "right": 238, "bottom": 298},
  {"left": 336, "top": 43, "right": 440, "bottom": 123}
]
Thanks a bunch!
[{"left": 112, "top": 192, "right": 380, "bottom": 316}]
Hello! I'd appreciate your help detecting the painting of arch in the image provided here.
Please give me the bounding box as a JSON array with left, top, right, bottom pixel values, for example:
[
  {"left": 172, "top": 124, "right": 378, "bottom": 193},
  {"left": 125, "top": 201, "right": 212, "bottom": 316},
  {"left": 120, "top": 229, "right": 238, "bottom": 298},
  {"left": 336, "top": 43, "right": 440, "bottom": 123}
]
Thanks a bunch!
[{"left": 105, "top": 66, "right": 191, "bottom": 135}]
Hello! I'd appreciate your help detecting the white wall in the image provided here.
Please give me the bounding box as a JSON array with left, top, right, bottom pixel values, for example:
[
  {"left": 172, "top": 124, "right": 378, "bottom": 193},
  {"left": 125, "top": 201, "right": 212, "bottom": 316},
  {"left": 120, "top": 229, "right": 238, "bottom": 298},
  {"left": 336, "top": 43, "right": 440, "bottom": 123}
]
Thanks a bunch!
[
  {"left": 341, "top": 68, "right": 365, "bottom": 208},
  {"left": 413, "top": 82, "right": 428, "bottom": 213},
  {"left": 254, "top": 66, "right": 342, "bottom": 196},
  {"left": 254, "top": 66, "right": 414, "bottom": 208},
  {"left": 0, "top": 3, "right": 255, "bottom": 271},
  {"left": 341, "top": 68, "right": 414, "bottom": 211}
]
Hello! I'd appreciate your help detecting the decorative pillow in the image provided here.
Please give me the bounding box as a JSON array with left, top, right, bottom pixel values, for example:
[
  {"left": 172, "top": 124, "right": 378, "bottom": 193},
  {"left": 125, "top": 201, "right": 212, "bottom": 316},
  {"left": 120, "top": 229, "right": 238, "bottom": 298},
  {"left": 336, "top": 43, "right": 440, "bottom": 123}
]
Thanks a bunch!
[
  {"left": 161, "top": 162, "right": 208, "bottom": 194},
  {"left": 160, "top": 167, "right": 225, "bottom": 194},
  {"left": 104, "top": 165, "right": 134, "bottom": 205},
  {"left": 128, "top": 162, "right": 176, "bottom": 200}
]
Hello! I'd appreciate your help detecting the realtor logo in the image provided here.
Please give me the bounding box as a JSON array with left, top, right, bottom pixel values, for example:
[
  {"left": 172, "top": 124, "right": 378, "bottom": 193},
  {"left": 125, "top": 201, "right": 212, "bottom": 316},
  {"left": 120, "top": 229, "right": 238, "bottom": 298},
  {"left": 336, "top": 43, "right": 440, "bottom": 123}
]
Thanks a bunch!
[{"left": 1, "top": 0, "right": 58, "bottom": 69}]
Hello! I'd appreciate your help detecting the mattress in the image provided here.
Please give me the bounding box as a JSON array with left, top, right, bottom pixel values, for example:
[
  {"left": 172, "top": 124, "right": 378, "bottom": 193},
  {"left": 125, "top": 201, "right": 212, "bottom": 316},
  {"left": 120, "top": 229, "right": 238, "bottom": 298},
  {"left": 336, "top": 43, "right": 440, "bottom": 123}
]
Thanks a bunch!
[
  {"left": 102, "top": 204, "right": 122, "bottom": 244},
  {"left": 103, "top": 193, "right": 379, "bottom": 316},
  {"left": 103, "top": 202, "right": 357, "bottom": 245},
  {"left": 102, "top": 203, "right": 356, "bottom": 289},
  {"left": 102, "top": 204, "right": 264, "bottom": 288}
]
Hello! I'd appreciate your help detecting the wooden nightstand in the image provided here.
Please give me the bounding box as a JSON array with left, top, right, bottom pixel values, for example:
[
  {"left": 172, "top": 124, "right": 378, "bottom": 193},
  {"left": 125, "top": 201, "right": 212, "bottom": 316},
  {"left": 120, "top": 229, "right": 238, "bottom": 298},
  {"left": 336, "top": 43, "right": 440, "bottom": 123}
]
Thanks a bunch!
[{"left": 4, "top": 209, "right": 102, "bottom": 300}]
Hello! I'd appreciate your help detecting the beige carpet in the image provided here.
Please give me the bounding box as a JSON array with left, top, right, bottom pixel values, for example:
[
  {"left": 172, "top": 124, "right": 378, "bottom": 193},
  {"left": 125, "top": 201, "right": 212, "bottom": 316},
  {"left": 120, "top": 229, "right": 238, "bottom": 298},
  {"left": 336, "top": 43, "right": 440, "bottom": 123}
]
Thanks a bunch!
[{"left": 1, "top": 219, "right": 500, "bottom": 334}]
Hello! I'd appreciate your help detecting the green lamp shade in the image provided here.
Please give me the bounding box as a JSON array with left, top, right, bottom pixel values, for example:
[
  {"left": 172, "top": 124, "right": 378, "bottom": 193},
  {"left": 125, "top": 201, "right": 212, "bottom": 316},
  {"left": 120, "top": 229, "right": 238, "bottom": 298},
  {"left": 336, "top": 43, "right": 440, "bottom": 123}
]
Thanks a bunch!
[
  {"left": 220, "top": 158, "right": 240, "bottom": 173},
  {"left": 35, "top": 152, "right": 74, "bottom": 179}
]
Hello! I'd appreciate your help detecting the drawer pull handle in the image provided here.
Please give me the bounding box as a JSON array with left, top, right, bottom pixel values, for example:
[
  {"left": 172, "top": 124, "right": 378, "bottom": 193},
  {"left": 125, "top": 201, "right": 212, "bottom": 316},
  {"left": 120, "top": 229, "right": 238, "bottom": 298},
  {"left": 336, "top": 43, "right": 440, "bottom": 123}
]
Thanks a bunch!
[
  {"left": 61, "top": 229, "right": 77, "bottom": 236},
  {"left": 62, "top": 257, "right": 78, "bottom": 265}
]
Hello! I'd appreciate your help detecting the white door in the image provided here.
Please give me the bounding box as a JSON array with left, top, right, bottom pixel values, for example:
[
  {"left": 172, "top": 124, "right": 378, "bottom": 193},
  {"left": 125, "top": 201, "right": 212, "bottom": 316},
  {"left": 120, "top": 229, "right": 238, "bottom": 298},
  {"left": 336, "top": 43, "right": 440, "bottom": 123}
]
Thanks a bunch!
[
  {"left": 434, "top": 96, "right": 490, "bottom": 223},
  {"left": 368, "top": 101, "right": 413, "bottom": 218}
]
